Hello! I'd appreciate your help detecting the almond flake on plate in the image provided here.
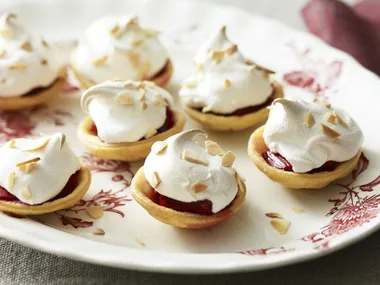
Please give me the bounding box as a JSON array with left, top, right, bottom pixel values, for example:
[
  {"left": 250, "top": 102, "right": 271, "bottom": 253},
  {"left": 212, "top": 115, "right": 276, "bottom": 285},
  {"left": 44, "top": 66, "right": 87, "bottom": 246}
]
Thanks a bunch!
[
  {"left": 270, "top": 219, "right": 290, "bottom": 235},
  {"left": 265, "top": 212, "right": 283, "bottom": 219},
  {"left": 135, "top": 237, "right": 146, "bottom": 247},
  {"left": 86, "top": 206, "right": 104, "bottom": 219},
  {"left": 93, "top": 227, "right": 105, "bottom": 236},
  {"left": 182, "top": 149, "right": 209, "bottom": 166},
  {"left": 292, "top": 207, "right": 305, "bottom": 213},
  {"left": 205, "top": 140, "right": 224, "bottom": 156},
  {"left": 221, "top": 151, "right": 235, "bottom": 167}
]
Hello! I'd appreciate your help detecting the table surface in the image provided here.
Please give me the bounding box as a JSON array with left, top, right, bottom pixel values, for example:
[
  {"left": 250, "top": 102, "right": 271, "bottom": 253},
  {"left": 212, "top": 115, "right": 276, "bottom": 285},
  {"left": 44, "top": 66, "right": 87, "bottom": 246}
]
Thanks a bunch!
[{"left": 0, "top": 0, "right": 378, "bottom": 284}]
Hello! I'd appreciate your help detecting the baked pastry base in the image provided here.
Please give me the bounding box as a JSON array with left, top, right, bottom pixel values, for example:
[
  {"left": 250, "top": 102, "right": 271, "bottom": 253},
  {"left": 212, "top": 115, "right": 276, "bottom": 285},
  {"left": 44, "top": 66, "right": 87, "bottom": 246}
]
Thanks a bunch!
[
  {"left": 248, "top": 126, "right": 362, "bottom": 189},
  {"left": 77, "top": 111, "right": 186, "bottom": 161},
  {"left": 0, "top": 166, "right": 91, "bottom": 215},
  {"left": 131, "top": 167, "right": 246, "bottom": 229},
  {"left": 0, "top": 77, "right": 67, "bottom": 111},
  {"left": 70, "top": 49, "right": 174, "bottom": 89},
  {"left": 182, "top": 80, "right": 284, "bottom": 131}
]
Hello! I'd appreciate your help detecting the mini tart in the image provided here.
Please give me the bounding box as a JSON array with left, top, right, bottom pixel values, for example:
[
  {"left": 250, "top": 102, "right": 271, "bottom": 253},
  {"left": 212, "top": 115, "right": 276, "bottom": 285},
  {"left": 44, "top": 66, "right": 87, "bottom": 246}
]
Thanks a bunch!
[
  {"left": 70, "top": 50, "right": 173, "bottom": 89},
  {"left": 0, "top": 166, "right": 91, "bottom": 215},
  {"left": 248, "top": 126, "right": 361, "bottom": 189},
  {"left": 132, "top": 167, "right": 246, "bottom": 229},
  {"left": 182, "top": 81, "right": 283, "bottom": 131},
  {"left": 0, "top": 72, "right": 67, "bottom": 111},
  {"left": 77, "top": 111, "right": 186, "bottom": 161}
]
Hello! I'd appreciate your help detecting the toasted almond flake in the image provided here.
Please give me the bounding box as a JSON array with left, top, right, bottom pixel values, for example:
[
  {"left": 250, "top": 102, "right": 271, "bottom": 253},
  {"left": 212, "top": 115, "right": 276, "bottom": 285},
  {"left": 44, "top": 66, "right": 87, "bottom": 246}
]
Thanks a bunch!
[
  {"left": 205, "top": 140, "right": 224, "bottom": 156},
  {"left": 221, "top": 151, "right": 235, "bottom": 167},
  {"left": 182, "top": 149, "right": 209, "bottom": 166},
  {"left": 128, "top": 52, "right": 140, "bottom": 68},
  {"left": 0, "top": 50, "right": 6, "bottom": 58},
  {"left": 21, "top": 188, "right": 32, "bottom": 200},
  {"left": 152, "top": 141, "right": 167, "bottom": 155},
  {"left": 255, "top": 64, "right": 275, "bottom": 74},
  {"left": 135, "top": 82, "right": 145, "bottom": 89},
  {"left": 312, "top": 97, "right": 318, "bottom": 102},
  {"left": 123, "top": 80, "right": 133, "bottom": 87},
  {"left": 8, "top": 140, "right": 15, "bottom": 148},
  {"left": 41, "top": 38, "right": 49, "bottom": 48},
  {"left": 60, "top": 133, "right": 66, "bottom": 150},
  {"left": 141, "top": 101, "right": 148, "bottom": 110},
  {"left": 40, "top": 59, "right": 48, "bottom": 65},
  {"left": 9, "top": 63, "right": 26, "bottom": 70},
  {"left": 326, "top": 112, "right": 336, "bottom": 124},
  {"left": 183, "top": 81, "right": 196, "bottom": 89},
  {"left": 265, "top": 212, "right": 283, "bottom": 219},
  {"left": 16, "top": 157, "right": 40, "bottom": 168},
  {"left": 0, "top": 28, "right": 13, "bottom": 40},
  {"left": 245, "top": 60, "right": 254, "bottom": 65},
  {"left": 126, "top": 17, "right": 137, "bottom": 28},
  {"left": 323, "top": 101, "right": 331, "bottom": 108},
  {"left": 270, "top": 219, "right": 290, "bottom": 235},
  {"left": 92, "top": 55, "right": 108, "bottom": 66},
  {"left": 19, "top": 162, "right": 38, "bottom": 173},
  {"left": 292, "top": 207, "right": 305, "bottom": 213},
  {"left": 151, "top": 171, "right": 161, "bottom": 188},
  {"left": 224, "top": 79, "right": 231, "bottom": 87},
  {"left": 1, "top": 79, "right": 7, "bottom": 84},
  {"left": 196, "top": 63, "right": 203, "bottom": 72},
  {"left": 210, "top": 50, "right": 225, "bottom": 63},
  {"left": 7, "top": 172, "right": 16, "bottom": 190},
  {"left": 143, "top": 28, "right": 160, "bottom": 38},
  {"left": 22, "top": 137, "right": 50, "bottom": 152},
  {"left": 93, "top": 227, "right": 105, "bottom": 236},
  {"left": 131, "top": 38, "right": 143, "bottom": 47},
  {"left": 86, "top": 206, "right": 104, "bottom": 219},
  {"left": 138, "top": 89, "right": 146, "bottom": 101},
  {"left": 135, "top": 237, "right": 146, "bottom": 247},
  {"left": 321, "top": 123, "right": 341, "bottom": 141},
  {"left": 20, "top": 41, "right": 32, "bottom": 52},
  {"left": 153, "top": 93, "right": 168, "bottom": 106},
  {"left": 144, "top": 127, "right": 157, "bottom": 139},
  {"left": 192, "top": 181, "right": 208, "bottom": 193},
  {"left": 115, "top": 91, "right": 134, "bottom": 105},
  {"left": 334, "top": 111, "right": 348, "bottom": 128},
  {"left": 226, "top": 44, "right": 238, "bottom": 55},
  {"left": 305, "top": 111, "right": 315, "bottom": 128},
  {"left": 109, "top": 25, "right": 120, "bottom": 35}
]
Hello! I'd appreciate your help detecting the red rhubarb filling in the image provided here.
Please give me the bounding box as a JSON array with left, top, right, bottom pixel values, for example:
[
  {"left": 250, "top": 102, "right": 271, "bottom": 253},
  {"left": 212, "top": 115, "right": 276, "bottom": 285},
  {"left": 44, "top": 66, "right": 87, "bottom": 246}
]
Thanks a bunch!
[
  {"left": 263, "top": 151, "right": 338, "bottom": 173},
  {"left": 0, "top": 170, "right": 81, "bottom": 205},
  {"left": 90, "top": 107, "right": 175, "bottom": 139},
  {"left": 194, "top": 88, "right": 275, "bottom": 117},
  {"left": 150, "top": 188, "right": 236, "bottom": 215}
]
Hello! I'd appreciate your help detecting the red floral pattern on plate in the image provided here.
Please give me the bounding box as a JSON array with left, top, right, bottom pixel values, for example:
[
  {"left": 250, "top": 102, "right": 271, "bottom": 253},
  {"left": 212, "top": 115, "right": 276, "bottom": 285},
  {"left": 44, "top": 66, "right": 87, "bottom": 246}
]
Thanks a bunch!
[
  {"left": 239, "top": 246, "right": 295, "bottom": 256},
  {"left": 283, "top": 43, "right": 343, "bottom": 95}
]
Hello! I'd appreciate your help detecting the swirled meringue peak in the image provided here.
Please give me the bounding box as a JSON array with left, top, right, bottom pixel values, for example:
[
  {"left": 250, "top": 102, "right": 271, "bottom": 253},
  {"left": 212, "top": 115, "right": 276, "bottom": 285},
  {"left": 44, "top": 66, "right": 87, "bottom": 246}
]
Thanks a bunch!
[
  {"left": 263, "top": 99, "right": 364, "bottom": 173},
  {"left": 81, "top": 80, "right": 174, "bottom": 143},
  {"left": 0, "top": 13, "right": 64, "bottom": 97},
  {"left": 179, "top": 26, "right": 273, "bottom": 114},
  {"left": 72, "top": 15, "right": 169, "bottom": 84},
  {"left": 144, "top": 129, "right": 240, "bottom": 213},
  {"left": 0, "top": 133, "right": 81, "bottom": 205}
]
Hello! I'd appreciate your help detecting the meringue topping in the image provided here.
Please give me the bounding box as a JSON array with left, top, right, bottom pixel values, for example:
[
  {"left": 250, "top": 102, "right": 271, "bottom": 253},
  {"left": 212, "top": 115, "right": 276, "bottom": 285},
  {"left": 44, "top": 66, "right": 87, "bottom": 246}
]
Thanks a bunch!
[
  {"left": 0, "top": 133, "right": 81, "bottom": 205},
  {"left": 81, "top": 80, "right": 174, "bottom": 143},
  {"left": 263, "top": 99, "right": 364, "bottom": 173},
  {"left": 179, "top": 26, "right": 273, "bottom": 114},
  {"left": 144, "top": 129, "right": 239, "bottom": 213},
  {"left": 0, "top": 13, "right": 64, "bottom": 97},
  {"left": 72, "top": 16, "right": 169, "bottom": 84}
]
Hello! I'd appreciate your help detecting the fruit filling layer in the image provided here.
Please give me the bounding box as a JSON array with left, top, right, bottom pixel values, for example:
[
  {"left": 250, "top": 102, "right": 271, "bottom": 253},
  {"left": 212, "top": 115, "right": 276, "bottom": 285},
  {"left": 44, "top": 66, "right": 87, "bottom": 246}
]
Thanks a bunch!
[
  {"left": 263, "top": 151, "right": 338, "bottom": 173},
  {"left": 90, "top": 107, "right": 175, "bottom": 138},
  {"left": 0, "top": 170, "right": 80, "bottom": 205},
  {"left": 151, "top": 188, "right": 236, "bottom": 216}
]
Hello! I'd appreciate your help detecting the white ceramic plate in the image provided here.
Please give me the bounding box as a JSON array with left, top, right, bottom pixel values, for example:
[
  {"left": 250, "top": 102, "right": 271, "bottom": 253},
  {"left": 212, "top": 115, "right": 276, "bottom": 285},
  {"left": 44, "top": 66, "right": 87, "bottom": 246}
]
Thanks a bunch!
[{"left": 0, "top": 0, "right": 380, "bottom": 274}]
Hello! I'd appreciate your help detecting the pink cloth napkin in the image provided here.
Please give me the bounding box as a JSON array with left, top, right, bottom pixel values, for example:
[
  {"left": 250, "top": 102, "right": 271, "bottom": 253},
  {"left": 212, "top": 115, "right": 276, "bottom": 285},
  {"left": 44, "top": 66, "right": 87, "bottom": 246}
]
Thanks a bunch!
[{"left": 302, "top": 0, "right": 380, "bottom": 76}]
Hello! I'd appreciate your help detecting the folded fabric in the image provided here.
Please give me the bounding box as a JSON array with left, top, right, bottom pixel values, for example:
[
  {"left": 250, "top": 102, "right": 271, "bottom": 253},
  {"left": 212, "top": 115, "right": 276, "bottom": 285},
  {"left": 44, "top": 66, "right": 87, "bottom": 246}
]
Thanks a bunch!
[{"left": 302, "top": 0, "right": 380, "bottom": 76}]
